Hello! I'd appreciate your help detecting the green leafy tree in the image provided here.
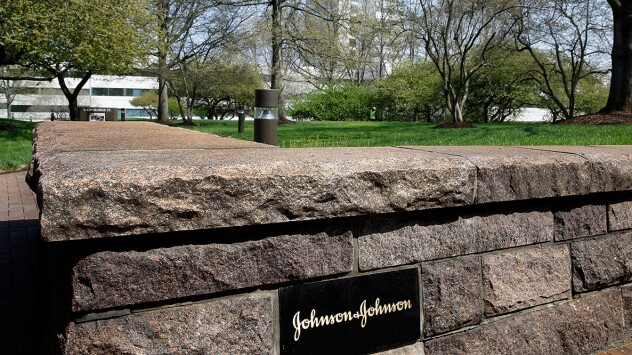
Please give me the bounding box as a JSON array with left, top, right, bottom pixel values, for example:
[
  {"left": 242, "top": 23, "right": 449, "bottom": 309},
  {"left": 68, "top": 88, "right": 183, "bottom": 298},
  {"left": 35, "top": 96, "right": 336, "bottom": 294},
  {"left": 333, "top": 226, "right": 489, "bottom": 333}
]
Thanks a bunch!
[
  {"left": 198, "top": 61, "right": 263, "bottom": 120},
  {"left": 130, "top": 91, "right": 159, "bottom": 119},
  {"left": 466, "top": 51, "right": 538, "bottom": 122},
  {"left": 0, "top": 0, "right": 153, "bottom": 120},
  {"left": 169, "top": 60, "right": 262, "bottom": 121},
  {"left": 375, "top": 61, "right": 443, "bottom": 121}
]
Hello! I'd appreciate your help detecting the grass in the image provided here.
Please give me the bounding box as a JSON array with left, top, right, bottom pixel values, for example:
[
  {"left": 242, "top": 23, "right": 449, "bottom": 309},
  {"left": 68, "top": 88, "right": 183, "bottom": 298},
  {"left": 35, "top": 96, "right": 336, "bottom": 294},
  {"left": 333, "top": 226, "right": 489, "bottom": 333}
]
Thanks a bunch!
[
  {"left": 1, "top": 118, "right": 631, "bottom": 174},
  {"left": 0, "top": 119, "right": 37, "bottom": 173},
  {"left": 176, "top": 120, "right": 632, "bottom": 147}
]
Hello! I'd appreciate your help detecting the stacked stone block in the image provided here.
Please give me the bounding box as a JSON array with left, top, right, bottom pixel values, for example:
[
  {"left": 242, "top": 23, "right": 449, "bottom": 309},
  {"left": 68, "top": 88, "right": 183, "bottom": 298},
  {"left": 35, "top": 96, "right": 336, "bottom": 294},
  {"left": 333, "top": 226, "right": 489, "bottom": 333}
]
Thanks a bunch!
[{"left": 26, "top": 122, "right": 632, "bottom": 354}]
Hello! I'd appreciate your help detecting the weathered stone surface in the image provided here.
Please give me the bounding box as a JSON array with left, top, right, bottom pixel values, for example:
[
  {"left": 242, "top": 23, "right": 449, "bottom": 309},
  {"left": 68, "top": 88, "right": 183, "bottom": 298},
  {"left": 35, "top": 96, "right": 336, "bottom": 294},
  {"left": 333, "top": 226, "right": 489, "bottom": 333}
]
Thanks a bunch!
[
  {"left": 422, "top": 256, "right": 483, "bottom": 337},
  {"left": 524, "top": 146, "right": 632, "bottom": 193},
  {"left": 609, "top": 201, "right": 632, "bottom": 232},
  {"left": 72, "top": 231, "right": 353, "bottom": 312},
  {"left": 358, "top": 210, "right": 552, "bottom": 270},
  {"left": 424, "top": 289, "right": 624, "bottom": 355},
  {"left": 33, "top": 121, "right": 268, "bottom": 154},
  {"left": 571, "top": 232, "right": 632, "bottom": 293},
  {"left": 554, "top": 204, "right": 607, "bottom": 241},
  {"left": 64, "top": 293, "right": 274, "bottom": 354},
  {"left": 403, "top": 146, "right": 593, "bottom": 203},
  {"left": 375, "top": 343, "right": 425, "bottom": 355},
  {"left": 623, "top": 284, "right": 632, "bottom": 330},
  {"left": 26, "top": 121, "right": 271, "bottom": 190},
  {"left": 482, "top": 245, "right": 570, "bottom": 317},
  {"left": 476, "top": 211, "right": 554, "bottom": 251},
  {"left": 36, "top": 147, "right": 476, "bottom": 241}
]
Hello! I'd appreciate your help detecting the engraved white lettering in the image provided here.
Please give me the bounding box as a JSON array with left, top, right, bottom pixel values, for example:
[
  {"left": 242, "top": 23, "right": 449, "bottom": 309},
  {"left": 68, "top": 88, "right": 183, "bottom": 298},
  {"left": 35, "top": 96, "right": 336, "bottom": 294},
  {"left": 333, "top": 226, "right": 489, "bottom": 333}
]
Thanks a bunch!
[{"left": 291, "top": 297, "right": 413, "bottom": 341}]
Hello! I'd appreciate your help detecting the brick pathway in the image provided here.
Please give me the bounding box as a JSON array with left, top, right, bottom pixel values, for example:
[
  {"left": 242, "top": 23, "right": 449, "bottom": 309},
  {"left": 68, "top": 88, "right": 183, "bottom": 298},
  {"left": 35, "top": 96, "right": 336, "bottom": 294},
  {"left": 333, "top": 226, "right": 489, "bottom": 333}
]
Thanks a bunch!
[
  {"left": 599, "top": 344, "right": 632, "bottom": 355},
  {"left": 0, "top": 172, "right": 40, "bottom": 354}
]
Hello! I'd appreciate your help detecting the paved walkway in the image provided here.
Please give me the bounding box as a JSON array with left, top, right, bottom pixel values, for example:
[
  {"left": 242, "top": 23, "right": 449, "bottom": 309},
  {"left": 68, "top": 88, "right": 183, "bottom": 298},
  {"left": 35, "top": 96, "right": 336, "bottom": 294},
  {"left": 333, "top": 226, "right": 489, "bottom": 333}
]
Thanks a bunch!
[{"left": 0, "top": 172, "right": 40, "bottom": 354}]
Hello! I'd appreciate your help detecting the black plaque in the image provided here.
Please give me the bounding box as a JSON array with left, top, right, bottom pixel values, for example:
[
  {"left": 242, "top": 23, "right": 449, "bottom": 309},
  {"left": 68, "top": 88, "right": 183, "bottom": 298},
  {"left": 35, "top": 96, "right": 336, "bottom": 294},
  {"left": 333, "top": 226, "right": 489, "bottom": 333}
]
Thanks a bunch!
[{"left": 279, "top": 268, "right": 420, "bottom": 354}]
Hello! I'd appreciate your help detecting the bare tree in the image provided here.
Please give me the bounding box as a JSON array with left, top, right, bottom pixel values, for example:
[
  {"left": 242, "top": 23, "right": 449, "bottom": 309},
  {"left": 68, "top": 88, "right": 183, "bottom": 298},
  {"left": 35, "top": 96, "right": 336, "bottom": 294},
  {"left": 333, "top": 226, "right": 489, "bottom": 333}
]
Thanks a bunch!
[
  {"left": 516, "top": 0, "right": 610, "bottom": 120},
  {"left": 149, "top": 0, "right": 210, "bottom": 122},
  {"left": 169, "top": 4, "right": 253, "bottom": 124},
  {"left": 282, "top": 0, "right": 348, "bottom": 88},
  {"left": 417, "top": 0, "right": 518, "bottom": 124}
]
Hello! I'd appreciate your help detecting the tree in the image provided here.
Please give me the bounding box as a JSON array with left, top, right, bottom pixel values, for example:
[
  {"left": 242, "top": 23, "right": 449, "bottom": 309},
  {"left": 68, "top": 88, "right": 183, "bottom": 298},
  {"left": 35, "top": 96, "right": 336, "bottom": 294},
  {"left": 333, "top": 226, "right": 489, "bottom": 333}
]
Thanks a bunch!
[
  {"left": 171, "top": 5, "right": 252, "bottom": 124},
  {"left": 283, "top": 0, "right": 347, "bottom": 88},
  {"left": 466, "top": 50, "right": 537, "bottom": 122},
  {"left": 149, "top": 0, "right": 208, "bottom": 122},
  {"left": 0, "top": 0, "right": 152, "bottom": 120},
  {"left": 416, "top": 0, "right": 519, "bottom": 124},
  {"left": 516, "top": 0, "right": 610, "bottom": 120},
  {"left": 193, "top": 60, "right": 263, "bottom": 120},
  {"left": 602, "top": 0, "right": 632, "bottom": 112},
  {"left": 375, "top": 61, "right": 443, "bottom": 121},
  {"left": 130, "top": 91, "right": 159, "bottom": 119},
  {"left": 149, "top": 0, "right": 253, "bottom": 123}
]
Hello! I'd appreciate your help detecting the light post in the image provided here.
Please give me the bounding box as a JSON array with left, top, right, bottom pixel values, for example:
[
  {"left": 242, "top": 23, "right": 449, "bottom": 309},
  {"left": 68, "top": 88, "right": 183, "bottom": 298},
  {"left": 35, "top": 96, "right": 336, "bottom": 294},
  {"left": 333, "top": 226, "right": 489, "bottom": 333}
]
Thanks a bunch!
[
  {"left": 254, "top": 89, "right": 279, "bottom": 145},
  {"left": 238, "top": 107, "right": 245, "bottom": 133}
]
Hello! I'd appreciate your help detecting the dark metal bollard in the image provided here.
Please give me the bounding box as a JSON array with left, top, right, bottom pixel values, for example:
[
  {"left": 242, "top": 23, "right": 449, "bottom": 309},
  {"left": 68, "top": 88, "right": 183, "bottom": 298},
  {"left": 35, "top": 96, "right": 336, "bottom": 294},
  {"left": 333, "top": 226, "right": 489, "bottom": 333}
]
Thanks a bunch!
[
  {"left": 238, "top": 110, "right": 245, "bottom": 133},
  {"left": 254, "top": 89, "right": 279, "bottom": 145}
]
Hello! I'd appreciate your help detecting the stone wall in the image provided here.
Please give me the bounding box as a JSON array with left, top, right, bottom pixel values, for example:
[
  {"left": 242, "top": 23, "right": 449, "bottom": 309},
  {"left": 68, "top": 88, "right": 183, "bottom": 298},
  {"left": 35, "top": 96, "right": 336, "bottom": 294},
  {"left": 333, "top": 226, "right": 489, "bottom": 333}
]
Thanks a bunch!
[{"left": 28, "top": 122, "right": 632, "bottom": 354}]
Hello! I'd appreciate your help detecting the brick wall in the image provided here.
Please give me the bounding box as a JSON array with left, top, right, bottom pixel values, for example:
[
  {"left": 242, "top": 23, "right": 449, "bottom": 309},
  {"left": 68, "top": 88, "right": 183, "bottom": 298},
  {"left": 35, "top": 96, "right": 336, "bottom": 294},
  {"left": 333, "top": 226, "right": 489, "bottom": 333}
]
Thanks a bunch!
[{"left": 28, "top": 122, "right": 632, "bottom": 354}]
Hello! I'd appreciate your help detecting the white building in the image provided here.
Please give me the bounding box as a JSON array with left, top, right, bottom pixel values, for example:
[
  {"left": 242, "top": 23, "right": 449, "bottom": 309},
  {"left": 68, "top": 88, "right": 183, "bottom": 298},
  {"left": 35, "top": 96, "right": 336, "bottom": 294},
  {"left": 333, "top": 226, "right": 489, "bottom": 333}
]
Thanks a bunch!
[
  {"left": 1, "top": 75, "right": 158, "bottom": 120},
  {"left": 510, "top": 107, "right": 551, "bottom": 122}
]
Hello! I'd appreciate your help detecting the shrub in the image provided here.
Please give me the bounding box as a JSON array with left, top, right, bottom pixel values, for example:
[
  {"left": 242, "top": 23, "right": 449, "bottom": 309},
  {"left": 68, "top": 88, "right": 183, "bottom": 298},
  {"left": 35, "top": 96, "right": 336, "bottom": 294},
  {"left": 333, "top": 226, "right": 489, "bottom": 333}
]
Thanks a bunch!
[{"left": 288, "top": 84, "right": 375, "bottom": 121}]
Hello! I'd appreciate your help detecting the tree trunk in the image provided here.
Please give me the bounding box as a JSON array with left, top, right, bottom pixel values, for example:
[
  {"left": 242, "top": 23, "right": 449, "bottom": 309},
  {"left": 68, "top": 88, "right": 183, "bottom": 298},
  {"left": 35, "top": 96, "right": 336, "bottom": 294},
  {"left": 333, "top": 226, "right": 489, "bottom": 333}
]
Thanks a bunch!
[
  {"left": 58, "top": 71, "right": 91, "bottom": 121},
  {"left": 4, "top": 81, "right": 12, "bottom": 119},
  {"left": 602, "top": 4, "right": 632, "bottom": 112},
  {"left": 271, "top": 0, "right": 290, "bottom": 122},
  {"left": 157, "top": 53, "right": 170, "bottom": 122}
]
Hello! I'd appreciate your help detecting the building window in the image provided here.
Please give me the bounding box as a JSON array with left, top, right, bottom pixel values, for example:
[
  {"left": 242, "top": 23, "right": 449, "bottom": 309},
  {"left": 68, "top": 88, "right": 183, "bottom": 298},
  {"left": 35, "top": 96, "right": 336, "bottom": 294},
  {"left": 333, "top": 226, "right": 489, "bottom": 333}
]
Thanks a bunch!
[
  {"left": 125, "top": 109, "right": 152, "bottom": 118},
  {"left": 92, "top": 87, "right": 127, "bottom": 96},
  {"left": 125, "top": 88, "right": 143, "bottom": 97},
  {"left": 12, "top": 87, "right": 40, "bottom": 95},
  {"left": 12, "top": 105, "right": 31, "bottom": 112},
  {"left": 92, "top": 88, "right": 108, "bottom": 96},
  {"left": 109, "top": 88, "right": 124, "bottom": 96}
]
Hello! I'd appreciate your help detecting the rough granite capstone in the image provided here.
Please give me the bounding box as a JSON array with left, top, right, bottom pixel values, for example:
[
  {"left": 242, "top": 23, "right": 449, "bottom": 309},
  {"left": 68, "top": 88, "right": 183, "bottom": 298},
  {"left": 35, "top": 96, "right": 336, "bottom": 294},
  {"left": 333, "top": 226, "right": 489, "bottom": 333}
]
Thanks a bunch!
[
  {"left": 424, "top": 289, "right": 624, "bottom": 355},
  {"left": 72, "top": 231, "right": 353, "bottom": 312},
  {"left": 554, "top": 204, "right": 607, "bottom": 241},
  {"left": 526, "top": 145, "right": 632, "bottom": 193},
  {"left": 422, "top": 256, "right": 483, "bottom": 337},
  {"left": 26, "top": 121, "right": 272, "bottom": 190},
  {"left": 571, "top": 232, "right": 632, "bottom": 293},
  {"left": 35, "top": 147, "right": 476, "bottom": 241},
  {"left": 623, "top": 284, "right": 632, "bottom": 330},
  {"left": 358, "top": 210, "right": 552, "bottom": 270},
  {"left": 482, "top": 245, "right": 570, "bottom": 317},
  {"left": 402, "top": 146, "right": 594, "bottom": 203},
  {"left": 64, "top": 293, "right": 274, "bottom": 354},
  {"left": 609, "top": 201, "right": 632, "bottom": 232}
]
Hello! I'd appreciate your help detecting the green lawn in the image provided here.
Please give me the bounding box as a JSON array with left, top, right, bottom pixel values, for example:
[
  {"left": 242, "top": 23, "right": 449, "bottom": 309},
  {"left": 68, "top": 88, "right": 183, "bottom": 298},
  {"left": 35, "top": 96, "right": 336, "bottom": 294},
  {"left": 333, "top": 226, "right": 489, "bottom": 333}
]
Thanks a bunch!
[
  {"left": 1, "top": 118, "right": 631, "bottom": 174},
  {"left": 0, "top": 119, "right": 37, "bottom": 173},
  {"left": 179, "top": 120, "right": 632, "bottom": 147}
]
